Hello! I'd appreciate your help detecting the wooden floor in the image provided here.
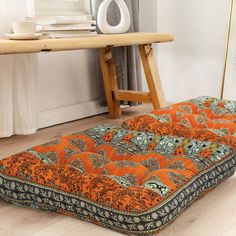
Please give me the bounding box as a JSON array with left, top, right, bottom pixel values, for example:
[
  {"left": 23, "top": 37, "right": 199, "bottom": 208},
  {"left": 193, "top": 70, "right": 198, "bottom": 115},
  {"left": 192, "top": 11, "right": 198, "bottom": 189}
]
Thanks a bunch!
[{"left": 0, "top": 105, "right": 235, "bottom": 236}]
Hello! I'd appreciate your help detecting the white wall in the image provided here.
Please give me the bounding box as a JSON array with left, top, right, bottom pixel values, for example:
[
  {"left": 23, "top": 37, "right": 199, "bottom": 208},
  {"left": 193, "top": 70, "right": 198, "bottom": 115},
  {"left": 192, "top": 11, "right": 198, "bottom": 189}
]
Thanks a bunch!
[
  {"left": 223, "top": 1, "right": 236, "bottom": 100},
  {"left": 38, "top": 50, "right": 98, "bottom": 110},
  {"left": 139, "top": 0, "right": 158, "bottom": 91},
  {"left": 140, "top": 0, "right": 158, "bottom": 33},
  {"left": 157, "top": 0, "right": 229, "bottom": 103},
  {"left": 37, "top": 49, "right": 106, "bottom": 128},
  {"left": 37, "top": 50, "right": 106, "bottom": 128}
]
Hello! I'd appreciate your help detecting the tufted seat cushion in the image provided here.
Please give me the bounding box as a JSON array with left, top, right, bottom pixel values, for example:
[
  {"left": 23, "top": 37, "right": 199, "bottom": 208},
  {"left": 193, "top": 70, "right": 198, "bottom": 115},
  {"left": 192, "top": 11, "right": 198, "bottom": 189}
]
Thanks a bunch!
[{"left": 0, "top": 96, "right": 236, "bottom": 235}]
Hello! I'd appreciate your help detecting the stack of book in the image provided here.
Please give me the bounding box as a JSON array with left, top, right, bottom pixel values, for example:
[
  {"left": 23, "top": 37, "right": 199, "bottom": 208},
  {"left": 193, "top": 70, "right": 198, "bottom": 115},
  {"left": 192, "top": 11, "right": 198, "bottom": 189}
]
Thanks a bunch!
[{"left": 26, "top": 15, "right": 97, "bottom": 38}]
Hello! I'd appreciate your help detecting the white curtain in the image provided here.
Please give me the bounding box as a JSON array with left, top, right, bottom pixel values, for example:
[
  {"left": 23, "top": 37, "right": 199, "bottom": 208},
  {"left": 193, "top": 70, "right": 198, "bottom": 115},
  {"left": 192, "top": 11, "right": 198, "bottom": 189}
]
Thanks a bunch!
[{"left": 0, "top": 0, "right": 38, "bottom": 138}]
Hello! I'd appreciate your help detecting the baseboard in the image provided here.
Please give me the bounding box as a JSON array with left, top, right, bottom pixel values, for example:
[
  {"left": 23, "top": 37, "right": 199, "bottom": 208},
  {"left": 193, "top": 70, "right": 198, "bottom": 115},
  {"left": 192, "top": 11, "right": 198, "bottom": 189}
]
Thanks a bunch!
[{"left": 38, "top": 100, "right": 108, "bottom": 129}]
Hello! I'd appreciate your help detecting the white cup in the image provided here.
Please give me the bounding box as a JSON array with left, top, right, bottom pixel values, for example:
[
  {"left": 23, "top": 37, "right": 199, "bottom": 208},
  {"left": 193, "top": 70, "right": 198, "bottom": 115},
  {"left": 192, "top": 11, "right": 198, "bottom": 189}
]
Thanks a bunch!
[{"left": 12, "top": 21, "right": 43, "bottom": 35}]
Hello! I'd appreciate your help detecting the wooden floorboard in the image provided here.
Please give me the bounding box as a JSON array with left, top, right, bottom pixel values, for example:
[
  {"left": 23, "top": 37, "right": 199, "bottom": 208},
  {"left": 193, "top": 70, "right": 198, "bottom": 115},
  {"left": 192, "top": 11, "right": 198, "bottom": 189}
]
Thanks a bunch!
[{"left": 0, "top": 105, "right": 235, "bottom": 236}]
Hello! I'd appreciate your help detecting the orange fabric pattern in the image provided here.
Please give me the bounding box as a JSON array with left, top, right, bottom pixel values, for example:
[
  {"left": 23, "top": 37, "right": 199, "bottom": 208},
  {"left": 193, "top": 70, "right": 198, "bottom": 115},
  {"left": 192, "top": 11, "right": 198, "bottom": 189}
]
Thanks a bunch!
[
  {"left": 122, "top": 96, "right": 236, "bottom": 150},
  {"left": 0, "top": 96, "right": 235, "bottom": 235}
]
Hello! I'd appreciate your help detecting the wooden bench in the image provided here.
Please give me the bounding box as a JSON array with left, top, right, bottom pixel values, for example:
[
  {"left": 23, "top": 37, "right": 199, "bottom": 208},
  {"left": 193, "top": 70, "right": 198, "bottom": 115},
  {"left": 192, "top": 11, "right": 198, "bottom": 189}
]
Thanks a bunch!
[{"left": 0, "top": 32, "right": 174, "bottom": 118}]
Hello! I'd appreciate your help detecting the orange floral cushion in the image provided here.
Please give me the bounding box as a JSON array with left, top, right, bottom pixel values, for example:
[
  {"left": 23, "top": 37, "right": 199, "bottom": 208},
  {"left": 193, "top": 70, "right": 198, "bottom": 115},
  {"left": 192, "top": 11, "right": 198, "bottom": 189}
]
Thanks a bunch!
[{"left": 0, "top": 96, "right": 235, "bottom": 235}]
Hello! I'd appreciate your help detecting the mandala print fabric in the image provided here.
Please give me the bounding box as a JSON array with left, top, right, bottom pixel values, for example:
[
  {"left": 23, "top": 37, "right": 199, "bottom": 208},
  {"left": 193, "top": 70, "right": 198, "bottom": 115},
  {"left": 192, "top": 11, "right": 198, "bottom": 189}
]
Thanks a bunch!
[{"left": 0, "top": 96, "right": 236, "bottom": 235}]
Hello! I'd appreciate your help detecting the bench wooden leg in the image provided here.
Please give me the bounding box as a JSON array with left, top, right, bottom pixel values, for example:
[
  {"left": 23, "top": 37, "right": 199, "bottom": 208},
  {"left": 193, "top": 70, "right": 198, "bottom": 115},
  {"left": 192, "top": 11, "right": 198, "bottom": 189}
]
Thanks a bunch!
[
  {"left": 139, "top": 44, "right": 167, "bottom": 109},
  {"left": 99, "top": 44, "right": 166, "bottom": 118},
  {"left": 99, "top": 47, "right": 121, "bottom": 118}
]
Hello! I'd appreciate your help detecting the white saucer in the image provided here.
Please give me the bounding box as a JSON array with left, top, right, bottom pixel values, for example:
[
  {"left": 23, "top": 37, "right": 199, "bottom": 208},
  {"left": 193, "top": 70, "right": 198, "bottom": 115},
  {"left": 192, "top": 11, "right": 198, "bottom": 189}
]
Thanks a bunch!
[{"left": 4, "top": 33, "right": 42, "bottom": 40}]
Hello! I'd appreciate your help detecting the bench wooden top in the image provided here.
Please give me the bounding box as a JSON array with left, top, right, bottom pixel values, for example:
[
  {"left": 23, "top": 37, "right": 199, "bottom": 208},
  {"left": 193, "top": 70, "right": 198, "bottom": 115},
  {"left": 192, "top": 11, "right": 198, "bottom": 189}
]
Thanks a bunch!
[{"left": 0, "top": 32, "right": 173, "bottom": 55}]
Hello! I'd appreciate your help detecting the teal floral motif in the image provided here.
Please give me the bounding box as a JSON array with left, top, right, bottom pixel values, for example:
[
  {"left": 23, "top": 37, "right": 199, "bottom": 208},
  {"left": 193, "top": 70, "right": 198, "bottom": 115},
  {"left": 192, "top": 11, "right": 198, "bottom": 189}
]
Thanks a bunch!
[
  {"left": 114, "top": 161, "right": 139, "bottom": 168},
  {"left": 143, "top": 176, "right": 170, "bottom": 196},
  {"left": 123, "top": 174, "right": 139, "bottom": 186},
  {"left": 190, "top": 96, "right": 236, "bottom": 114},
  {"left": 65, "top": 148, "right": 78, "bottom": 159},
  {"left": 208, "top": 128, "right": 229, "bottom": 137},
  {"left": 90, "top": 124, "right": 115, "bottom": 136},
  {"left": 179, "top": 118, "right": 192, "bottom": 128},
  {"left": 69, "top": 139, "right": 87, "bottom": 152},
  {"left": 141, "top": 158, "right": 160, "bottom": 172},
  {"left": 225, "top": 101, "right": 236, "bottom": 113},
  {"left": 148, "top": 113, "right": 172, "bottom": 123},
  {"left": 43, "top": 152, "right": 60, "bottom": 164},
  {"left": 112, "top": 129, "right": 130, "bottom": 141},
  {"left": 167, "top": 172, "right": 188, "bottom": 186},
  {"left": 154, "top": 136, "right": 180, "bottom": 156},
  {"left": 107, "top": 175, "right": 132, "bottom": 187},
  {"left": 166, "top": 161, "right": 186, "bottom": 171},
  {"left": 83, "top": 125, "right": 234, "bottom": 168},
  {"left": 179, "top": 105, "right": 193, "bottom": 114},
  {"left": 69, "top": 159, "right": 85, "bottom": 172},
  {"left": 89, "top": 154, "right": 111, "bottom": 169},
  {"left": 131, "top": 132, "right": 155, "bottom": 151}
]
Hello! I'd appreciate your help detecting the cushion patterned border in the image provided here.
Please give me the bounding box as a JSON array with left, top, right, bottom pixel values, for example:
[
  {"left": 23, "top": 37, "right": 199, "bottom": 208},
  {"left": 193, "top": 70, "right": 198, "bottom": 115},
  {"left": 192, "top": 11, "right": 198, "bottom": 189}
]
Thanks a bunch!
[
  {"left": 0, "top": 96, "right": 235, "bottom": 235},
  {"left": 0, "top": 153, "right": 235, "bottom": 235}
]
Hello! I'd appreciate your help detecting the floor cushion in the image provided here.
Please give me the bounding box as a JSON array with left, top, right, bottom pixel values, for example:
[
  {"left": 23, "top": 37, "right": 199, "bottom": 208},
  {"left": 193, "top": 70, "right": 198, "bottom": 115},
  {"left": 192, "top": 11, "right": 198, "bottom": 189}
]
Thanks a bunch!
[{"left": 0, "top": 96, "right": 236, "bottom": 235}]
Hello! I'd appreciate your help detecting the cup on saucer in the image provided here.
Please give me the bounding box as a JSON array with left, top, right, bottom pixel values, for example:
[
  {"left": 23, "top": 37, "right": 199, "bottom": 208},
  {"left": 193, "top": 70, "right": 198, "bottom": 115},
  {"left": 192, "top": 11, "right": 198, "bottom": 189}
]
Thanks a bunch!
[
  {"left": 5, "top": 21, "right": 44, "bottom": 40},
  {"left": 12, "top": 21, "right": 43, "bottom": 35}
]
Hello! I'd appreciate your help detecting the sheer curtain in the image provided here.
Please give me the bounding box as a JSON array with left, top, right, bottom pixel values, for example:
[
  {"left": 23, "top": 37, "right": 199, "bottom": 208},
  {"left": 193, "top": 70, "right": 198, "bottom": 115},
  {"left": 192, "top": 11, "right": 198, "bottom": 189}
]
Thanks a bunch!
[{"left": 0, "top": 0, "right": 38, "bottom": 138}]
